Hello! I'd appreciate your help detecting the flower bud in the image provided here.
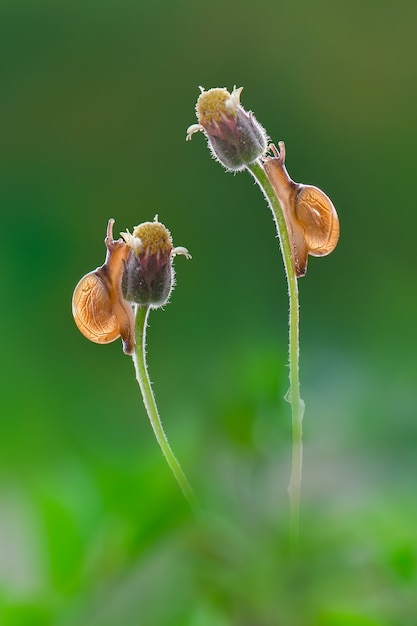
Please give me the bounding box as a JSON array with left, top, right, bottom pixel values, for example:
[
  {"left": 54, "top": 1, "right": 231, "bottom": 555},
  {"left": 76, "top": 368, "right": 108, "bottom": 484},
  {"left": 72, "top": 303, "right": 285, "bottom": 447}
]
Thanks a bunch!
[
  {"left": 121, "top": 217, "right": 190, "bottom": 308},
  {"left": 186, "top": 86, "right": 268, "bottom": 171}
]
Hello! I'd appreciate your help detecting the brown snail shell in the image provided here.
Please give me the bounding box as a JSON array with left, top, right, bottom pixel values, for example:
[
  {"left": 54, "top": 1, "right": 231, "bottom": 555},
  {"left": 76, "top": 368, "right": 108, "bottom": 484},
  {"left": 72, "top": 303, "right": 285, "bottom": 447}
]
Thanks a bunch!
[
  {"left": 72, "top": 219, "right": 135, "bottom": 354},
  {"left": 263, "top": 141, "right": 339, "bottom": 277}
]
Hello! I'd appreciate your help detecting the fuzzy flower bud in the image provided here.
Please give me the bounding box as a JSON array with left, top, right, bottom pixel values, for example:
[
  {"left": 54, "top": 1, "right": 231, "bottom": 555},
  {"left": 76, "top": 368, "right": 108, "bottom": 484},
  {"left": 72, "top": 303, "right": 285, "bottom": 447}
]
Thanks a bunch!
[
  {"left": 121, "top": 217, "right": 190, "bottom": 308},
  {"left": 186, "top": 86, "right": 268, "bottom": 171}
]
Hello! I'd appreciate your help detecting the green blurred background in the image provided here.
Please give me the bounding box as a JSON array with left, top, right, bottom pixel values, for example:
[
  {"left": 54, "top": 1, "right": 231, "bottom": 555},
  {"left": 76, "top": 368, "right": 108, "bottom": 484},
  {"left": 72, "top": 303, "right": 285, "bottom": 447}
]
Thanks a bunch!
[{"left": 1, "top": 0, "right": 417, "bottom": 624}]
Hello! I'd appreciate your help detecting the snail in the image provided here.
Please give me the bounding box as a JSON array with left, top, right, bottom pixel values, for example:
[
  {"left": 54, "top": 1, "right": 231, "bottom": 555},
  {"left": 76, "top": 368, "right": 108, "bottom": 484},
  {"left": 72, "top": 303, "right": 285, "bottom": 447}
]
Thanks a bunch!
[
  {"left": 72, "top": 219, "right": 135, "bottom": 355},
  {"left": 263, "top": 142, "right": 339, "bottom": 277}
]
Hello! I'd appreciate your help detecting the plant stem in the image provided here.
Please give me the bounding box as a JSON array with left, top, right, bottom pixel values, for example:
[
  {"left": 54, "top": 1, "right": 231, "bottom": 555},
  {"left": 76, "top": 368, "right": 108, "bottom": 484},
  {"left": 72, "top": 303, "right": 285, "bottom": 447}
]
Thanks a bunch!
[
  {"left": 246, "top": 160, "right": 305, "bottom": 547},
  {"left": 131, "top": 304, "right": 199, "bottom": 513}
]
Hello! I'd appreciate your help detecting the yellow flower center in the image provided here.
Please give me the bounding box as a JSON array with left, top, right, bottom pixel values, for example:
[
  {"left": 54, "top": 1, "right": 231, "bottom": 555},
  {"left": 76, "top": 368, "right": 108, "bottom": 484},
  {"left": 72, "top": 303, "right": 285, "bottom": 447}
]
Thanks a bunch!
[
  {"left": 132, "top": 220, "right": 172, "bottom": 256},
  {"left": 196, "top": 87, "right": 238, "bottom": 126}
]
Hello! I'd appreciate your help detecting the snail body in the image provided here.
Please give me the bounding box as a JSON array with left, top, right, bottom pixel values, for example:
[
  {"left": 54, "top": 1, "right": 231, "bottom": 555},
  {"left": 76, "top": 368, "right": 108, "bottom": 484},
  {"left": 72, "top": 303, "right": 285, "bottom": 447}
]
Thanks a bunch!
[
  {"left": 72, "top": 219, "right": 135, "bottom": 355},
  {"left": 263, "top": 142, "right": 339, "bottom": 277}
]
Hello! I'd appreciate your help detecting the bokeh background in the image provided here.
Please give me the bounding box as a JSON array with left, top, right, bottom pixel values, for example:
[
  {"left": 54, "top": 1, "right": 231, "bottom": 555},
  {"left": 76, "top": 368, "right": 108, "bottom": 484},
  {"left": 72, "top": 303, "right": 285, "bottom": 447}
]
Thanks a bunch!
[{"left": 1, "top": 0, "right": 417, "bottom": 624}]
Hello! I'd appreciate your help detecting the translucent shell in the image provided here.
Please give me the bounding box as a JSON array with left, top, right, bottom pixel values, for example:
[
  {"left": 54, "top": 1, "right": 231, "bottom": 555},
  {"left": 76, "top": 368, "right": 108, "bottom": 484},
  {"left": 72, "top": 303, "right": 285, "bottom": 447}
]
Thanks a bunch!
[
  {"left": 72, "top": 271, "right": 122, "bottom": 344},
  {"left": 263, "top": 142, "right": 340, "bottom": 277},
  {"left": 72, "top": 219, "right": 135, "bottom": 355},
  {"left": 295, "top": 185, "right": 340, "bottom": 257}
]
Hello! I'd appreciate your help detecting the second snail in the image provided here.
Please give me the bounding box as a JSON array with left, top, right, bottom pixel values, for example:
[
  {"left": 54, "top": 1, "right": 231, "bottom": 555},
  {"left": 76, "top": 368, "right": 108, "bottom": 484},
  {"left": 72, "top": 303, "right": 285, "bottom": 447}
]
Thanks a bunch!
[{"left": 263, "top": 142, "right": 339, "bottom": 278}]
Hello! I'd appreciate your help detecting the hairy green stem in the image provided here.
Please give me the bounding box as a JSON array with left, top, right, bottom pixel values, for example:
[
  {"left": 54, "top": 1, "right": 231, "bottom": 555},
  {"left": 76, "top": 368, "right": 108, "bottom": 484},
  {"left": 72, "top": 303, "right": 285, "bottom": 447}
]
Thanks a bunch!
[
  {"left": 246, "top": 160, "right": 305, "bottom": 546},
  {"left": 132, "top": 304, "right": 199, "bottom": 512}
]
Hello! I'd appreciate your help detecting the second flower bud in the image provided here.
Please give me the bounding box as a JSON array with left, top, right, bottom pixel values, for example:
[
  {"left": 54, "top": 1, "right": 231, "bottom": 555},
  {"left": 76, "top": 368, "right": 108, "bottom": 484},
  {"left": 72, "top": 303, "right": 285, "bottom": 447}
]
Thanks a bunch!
[
  {"left": 186, "top": 86, "right": 268, "bottom": 171},
  {"left": 121, "top": 217, "right": 191, "bottom": 308}
]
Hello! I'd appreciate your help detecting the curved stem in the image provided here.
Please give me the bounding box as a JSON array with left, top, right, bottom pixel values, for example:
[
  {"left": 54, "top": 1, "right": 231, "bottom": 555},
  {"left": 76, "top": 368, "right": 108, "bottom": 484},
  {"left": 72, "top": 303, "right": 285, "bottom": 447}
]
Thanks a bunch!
[
  {"left": 246, "top": 160, "right": 305, "bottom": 548},
  {"left": 131, "top": 304, "right": 199, "bottom": 513}
]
